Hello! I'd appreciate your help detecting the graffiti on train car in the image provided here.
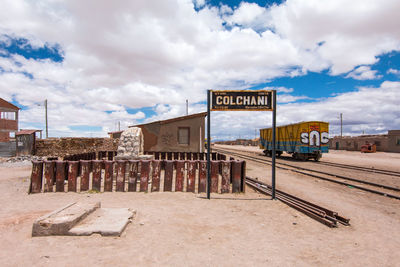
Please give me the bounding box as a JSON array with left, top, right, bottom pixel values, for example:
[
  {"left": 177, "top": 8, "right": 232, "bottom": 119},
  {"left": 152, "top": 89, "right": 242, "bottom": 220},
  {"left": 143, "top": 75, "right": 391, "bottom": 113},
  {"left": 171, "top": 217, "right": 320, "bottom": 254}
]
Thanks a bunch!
[{"left": 300, "top": 131, "right": 329, "bottom": 146}]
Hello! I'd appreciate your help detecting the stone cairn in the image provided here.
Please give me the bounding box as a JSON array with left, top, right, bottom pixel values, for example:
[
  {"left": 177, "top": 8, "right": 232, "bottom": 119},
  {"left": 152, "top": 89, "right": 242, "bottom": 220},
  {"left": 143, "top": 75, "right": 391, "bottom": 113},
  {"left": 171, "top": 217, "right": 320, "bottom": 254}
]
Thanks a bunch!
[{"left": 115, "top": 127, "right": 153, "bottom": 160}]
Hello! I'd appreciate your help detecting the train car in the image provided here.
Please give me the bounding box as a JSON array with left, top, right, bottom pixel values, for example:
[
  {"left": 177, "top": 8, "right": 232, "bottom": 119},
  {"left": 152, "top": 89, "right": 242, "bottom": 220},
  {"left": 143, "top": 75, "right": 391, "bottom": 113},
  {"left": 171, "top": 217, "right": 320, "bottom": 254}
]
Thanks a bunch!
[{"left": 259, "top": 121, "right": 329, "bottom": 161}]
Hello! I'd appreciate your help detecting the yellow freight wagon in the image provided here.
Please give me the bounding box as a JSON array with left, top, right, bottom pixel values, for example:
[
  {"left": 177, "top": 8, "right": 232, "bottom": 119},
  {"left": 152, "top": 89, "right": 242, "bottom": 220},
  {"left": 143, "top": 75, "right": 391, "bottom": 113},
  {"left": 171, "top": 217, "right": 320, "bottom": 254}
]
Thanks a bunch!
[{"left": 259, "top": 121, "right": 329, "bottom": 161}]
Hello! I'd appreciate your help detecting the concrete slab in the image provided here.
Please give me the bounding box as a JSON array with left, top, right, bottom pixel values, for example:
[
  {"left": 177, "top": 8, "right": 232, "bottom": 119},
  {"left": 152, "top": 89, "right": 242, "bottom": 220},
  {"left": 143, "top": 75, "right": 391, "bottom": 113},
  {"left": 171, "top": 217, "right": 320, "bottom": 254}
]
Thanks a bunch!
[
  {"left": 68, "top": 208, "right": 135, "bottom": 236},
  {"left": 32, "top": 202, "right": 100, "bottom": 237}
]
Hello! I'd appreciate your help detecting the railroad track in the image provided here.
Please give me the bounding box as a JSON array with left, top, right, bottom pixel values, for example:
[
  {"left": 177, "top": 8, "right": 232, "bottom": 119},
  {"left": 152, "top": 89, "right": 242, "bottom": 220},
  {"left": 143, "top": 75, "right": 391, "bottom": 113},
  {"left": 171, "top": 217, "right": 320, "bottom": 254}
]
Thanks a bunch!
[
  {"left": 246, "top": 177, "right": 350, "bottom": 228},
  {"left": 316, "top": 161, "right": 400, "bottom": 177},
  {"left": 214, "top": 147, "right": 400, "bottom": 200}
]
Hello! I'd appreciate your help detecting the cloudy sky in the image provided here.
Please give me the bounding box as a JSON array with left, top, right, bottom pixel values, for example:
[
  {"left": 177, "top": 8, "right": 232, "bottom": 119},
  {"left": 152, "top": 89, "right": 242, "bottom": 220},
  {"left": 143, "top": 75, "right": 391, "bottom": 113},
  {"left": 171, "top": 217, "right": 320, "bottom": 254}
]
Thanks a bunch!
[{"left": 0, "top": 0, "right": 399, "bottom": 140}]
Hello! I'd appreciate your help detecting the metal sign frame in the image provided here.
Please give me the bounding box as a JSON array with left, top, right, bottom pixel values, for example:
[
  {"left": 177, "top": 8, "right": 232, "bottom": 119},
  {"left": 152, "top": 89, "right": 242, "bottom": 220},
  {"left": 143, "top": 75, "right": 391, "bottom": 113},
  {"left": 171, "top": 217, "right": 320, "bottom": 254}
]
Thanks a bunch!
[{"left": 207, "top": 89, "right": 277, "bottom": 200}]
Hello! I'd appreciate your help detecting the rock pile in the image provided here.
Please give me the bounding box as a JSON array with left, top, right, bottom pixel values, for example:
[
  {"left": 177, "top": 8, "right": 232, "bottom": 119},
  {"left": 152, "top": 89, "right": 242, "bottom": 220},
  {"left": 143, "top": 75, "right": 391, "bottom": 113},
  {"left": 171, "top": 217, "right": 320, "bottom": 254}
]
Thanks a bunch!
[
  {"left": 115, "top": 127, "right": 153, "bottom": 160},
  {"left": 117, "top": 127, "right": 144, "bottom": 157}
]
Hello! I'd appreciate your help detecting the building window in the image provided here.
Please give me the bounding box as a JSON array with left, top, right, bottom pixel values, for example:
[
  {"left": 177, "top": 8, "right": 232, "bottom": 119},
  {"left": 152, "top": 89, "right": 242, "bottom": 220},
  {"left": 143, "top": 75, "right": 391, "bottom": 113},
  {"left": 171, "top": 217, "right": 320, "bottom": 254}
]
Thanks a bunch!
[
  {"left": 0, "top": 112, "right": 16, "bottom": 120},
  {"left": 178, "top": 127, "right": 190, "bottom": 145},
  {"left": 397, "top": 139, "right": 400, "bottom": 145}
]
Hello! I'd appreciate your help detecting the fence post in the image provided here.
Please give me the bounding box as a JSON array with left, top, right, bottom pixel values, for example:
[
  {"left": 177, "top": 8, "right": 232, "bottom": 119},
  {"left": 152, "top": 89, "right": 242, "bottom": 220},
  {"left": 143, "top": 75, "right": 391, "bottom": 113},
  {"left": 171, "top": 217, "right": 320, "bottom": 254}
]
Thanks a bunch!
[
  {"left": 231, "top": 160, "right": 242, "bottom": 193},
  {"left": 175, "top": 161, "right": 184, "bottom": 192},
  {"left": 140, "top": 160, "right": 150, "bottom": 192},
  {"left": 92, "top": 160, "right": 102, "bottom": 191},
  {"left": 151, "top": 160, "right": 161, "bottom": 192},
  {"left": 80, "top": 160, "right": 90, "bottom": 191},
  {"left": 43, "top": 160, "right": 55, "bottom": 192},
  {"left": 56, "top": 161, "right": 66, "bottom": 192},
  {"left": 104, "top": 160, "right": 114, "bottom": 192},
  {"left": 221, "top": 161, "right": 230, "bottom": 193},
  {"left": 164, "top": 160, "right": 173, "bottom": 191},
  {"left": 198, "top": 160, "right": 207, "bottom": 193},
  {"left": 30, "top": 161, "right": 43, "bottom": 193},
  {"left": 187, "top": 161, "right": 196, "bottom": 193},
  {"left": 67, "top": 161, "right": 79, "bottom": 192},
  {"left": 211, "top": 161, "right": 219, "bottom": 193},
  {"left": 128, "top": 160, "right": 139, "bottom": 192}
]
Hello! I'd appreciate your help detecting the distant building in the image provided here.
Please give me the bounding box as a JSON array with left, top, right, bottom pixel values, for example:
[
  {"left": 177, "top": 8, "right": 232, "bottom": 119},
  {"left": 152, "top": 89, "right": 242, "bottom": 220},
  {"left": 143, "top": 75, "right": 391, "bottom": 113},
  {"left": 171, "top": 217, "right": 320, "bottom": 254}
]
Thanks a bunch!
[
  {"left": 16, "top": 129, "right": 42, "bottom": 156},
  {"left": 329, "top": 130, "right": 400, "bottom": 153},
  {"left": 130, "top": 112, "right": 207, "bottom": 152},
  {"left": 0, "top": 98, "right": 20, "bottom": 157},
  {"left": 107, "top": 130, "right": 123, "bottom": 139}
]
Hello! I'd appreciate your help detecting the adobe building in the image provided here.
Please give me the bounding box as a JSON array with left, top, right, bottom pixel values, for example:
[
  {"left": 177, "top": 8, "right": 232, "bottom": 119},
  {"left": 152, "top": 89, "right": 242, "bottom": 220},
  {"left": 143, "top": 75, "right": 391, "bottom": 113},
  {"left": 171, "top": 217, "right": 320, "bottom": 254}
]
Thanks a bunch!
[
  {"left": 329, "top": 130, "right": 400, "bottom": 153},
  {"left": 130, "top": 112, "right": 207, "bottom": 152},
  {"left": 0, "top": 98, "right": 19, "bottom": 157}
]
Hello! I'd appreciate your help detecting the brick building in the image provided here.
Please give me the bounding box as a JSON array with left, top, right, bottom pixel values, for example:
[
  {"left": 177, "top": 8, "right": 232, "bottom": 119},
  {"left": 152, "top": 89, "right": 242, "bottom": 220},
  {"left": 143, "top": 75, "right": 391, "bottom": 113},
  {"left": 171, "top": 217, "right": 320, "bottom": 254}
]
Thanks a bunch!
[
  {"left": 0, "top": 98, "right": 20, "bottom": 157},
  {"left": 0, "top": 98, "right": 19, "bottom": 142}
]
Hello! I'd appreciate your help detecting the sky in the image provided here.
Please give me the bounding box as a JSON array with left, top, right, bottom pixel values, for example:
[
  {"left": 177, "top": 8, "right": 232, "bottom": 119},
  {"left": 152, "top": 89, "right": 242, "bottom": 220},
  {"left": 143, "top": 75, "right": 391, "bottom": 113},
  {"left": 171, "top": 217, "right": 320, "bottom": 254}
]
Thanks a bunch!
[{"left": 0, "top": 0, "right": 399, "bottom": 140}]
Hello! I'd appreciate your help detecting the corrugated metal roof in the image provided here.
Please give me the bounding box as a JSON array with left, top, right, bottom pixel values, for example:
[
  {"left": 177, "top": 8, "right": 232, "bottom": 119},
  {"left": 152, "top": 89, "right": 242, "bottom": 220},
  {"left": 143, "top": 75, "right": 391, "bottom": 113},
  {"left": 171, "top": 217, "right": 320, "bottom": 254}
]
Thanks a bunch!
[
  {"left": 0, "top": 98, "right": 20, "bottom": 110},
  {"left": 130, "top": 112, "right": 207, "bottom": 127},
  {"left": 16, "top": 129, "right": 41, "bottom": 135}
]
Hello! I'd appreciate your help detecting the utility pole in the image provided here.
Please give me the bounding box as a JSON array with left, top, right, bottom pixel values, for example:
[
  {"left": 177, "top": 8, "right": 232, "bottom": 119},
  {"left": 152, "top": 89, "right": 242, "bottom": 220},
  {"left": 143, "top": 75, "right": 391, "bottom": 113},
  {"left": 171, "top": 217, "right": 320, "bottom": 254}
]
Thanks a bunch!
[
  {"left": 118, "top": 121, "right": 120, "bottom": 131},
  {"left": 340, "top": 113, "right": 343, "bottom": 138},
  {"left": 45, "top": 99, "right": 48, "bottom": 139},
  {"left": 186, "top": 99, "right": 188, "bottom": 116}
]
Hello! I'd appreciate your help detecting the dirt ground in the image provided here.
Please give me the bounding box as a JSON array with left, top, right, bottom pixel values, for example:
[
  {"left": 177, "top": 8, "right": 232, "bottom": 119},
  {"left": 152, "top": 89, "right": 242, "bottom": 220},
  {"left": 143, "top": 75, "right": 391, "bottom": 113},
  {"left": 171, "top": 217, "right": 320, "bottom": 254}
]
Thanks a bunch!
[{"left": 0, "top": 147, "right": 399, "bottom": 266}]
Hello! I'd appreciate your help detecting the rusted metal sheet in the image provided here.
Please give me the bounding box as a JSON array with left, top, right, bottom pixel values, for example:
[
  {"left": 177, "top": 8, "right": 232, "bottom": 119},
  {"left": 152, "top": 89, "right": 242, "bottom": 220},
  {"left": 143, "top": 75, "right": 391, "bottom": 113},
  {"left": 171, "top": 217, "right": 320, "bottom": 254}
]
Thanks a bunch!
[
  {"left": 128, "top": 160, "right": 139, "bottom": 192},
  {"left": 55, "top": 161, "right": 66, "bottom": 192},
  {"left": 241, "top": 160, "right": 246, "bottom": 193},
  {"left": 104, "top": 160, "right": 114, "bottom": 192},
  {"left": 151, "top": 160, "right": 161, "bottom": 192},
  {"left": 221, "top": 161, "right": 231, "bottom": 193},
  {"left": 80, "top": 160, "right": 90, "bottom": 191},
  {"left": 198, "top": 160, "right": 207, "bottom": 193},
  {"left": 67, "top": 161, "right": 79, "bottom": 192},
  {"left": 175, "top": 160, "right": 184, "bottom": 192},
  {"left": 199, "top": 153, "right": 205, "bottom": 160},
  {"left": 92, "top": 160, "right": 102, "bottom": 191},
  {"left": 43, "top": 160, "right": 55, "bottom": 192},
  {"left": 164, "top": 160, "right": 173, "bottom": 191},
  {"left": 116, "top": 160, "right": 126, "bottom": 192},
  {"left": 211, "top": 161, "right": 219, "bottom": 193},
  {"left": 232, "top": 160, "right": 242, "bottom": 193},
  {"left": 140, "top": 160, "right": 150, "bottom": 192},
  {"left": 187, "top": 161, "right": 196, "bottom": 193},
  {"left": 30, "top": 161, "right": 43, "bottom": 193}
]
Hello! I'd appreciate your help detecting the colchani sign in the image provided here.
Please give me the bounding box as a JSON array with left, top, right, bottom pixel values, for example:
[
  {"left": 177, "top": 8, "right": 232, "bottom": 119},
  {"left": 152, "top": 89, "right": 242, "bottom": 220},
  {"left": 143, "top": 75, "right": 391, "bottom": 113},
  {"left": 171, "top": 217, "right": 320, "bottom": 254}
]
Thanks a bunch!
[{"left": 211, "top": 90, "right": 273, "bottom": 111}]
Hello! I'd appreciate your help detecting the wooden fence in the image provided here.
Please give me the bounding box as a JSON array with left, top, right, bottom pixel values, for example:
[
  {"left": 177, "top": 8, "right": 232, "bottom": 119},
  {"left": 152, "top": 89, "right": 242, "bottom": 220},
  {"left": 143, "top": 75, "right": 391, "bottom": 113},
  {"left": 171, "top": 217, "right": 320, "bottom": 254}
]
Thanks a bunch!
[{"left": 29, "top": 159, "right": 246, "bottom": 194}]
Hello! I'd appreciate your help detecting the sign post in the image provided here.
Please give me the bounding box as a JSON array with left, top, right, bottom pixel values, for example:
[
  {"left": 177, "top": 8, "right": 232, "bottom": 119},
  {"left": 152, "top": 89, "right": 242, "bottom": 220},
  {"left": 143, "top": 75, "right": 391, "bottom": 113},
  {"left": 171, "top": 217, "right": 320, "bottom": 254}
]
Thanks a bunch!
[{"left": 207, "top": 90, "right": 276, "bottom": 199}]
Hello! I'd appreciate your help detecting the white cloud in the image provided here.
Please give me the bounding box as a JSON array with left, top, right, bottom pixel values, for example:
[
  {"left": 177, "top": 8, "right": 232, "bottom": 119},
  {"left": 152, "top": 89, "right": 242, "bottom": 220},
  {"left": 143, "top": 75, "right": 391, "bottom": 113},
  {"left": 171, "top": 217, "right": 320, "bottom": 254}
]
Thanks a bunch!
[
  {"left": 345, "top": 66, "right": 382, "bottom": 80},
  {"left": 387, "top": 68, "right": 400, "bottom": 75}
]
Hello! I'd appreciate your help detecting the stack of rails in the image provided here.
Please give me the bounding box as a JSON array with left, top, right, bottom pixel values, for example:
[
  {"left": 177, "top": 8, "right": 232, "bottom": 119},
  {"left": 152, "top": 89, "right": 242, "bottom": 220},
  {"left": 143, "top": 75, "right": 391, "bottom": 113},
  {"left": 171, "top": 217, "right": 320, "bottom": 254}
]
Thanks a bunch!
[{"left": 246, "top": 177, "right": 350, "bottom": 228}]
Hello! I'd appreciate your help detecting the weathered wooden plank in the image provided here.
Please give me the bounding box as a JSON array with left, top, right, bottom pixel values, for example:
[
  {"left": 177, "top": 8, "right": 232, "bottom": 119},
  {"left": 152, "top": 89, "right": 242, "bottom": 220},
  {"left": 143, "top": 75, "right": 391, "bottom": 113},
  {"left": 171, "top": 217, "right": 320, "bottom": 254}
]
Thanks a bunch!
[
  {"left": 104, "top": 160, "right": 114, "bottom": 192},
  {"left": 67, "top": 161, "right": 79, "bottom": 192},
  {"left": 175, "top": 161, "right": 184, "bottom": 192},
  {"left": 30, "top": 161, "right": 43, "bottom": 193},
  {"left": 151, "top": 160, "right": 161, "bottom": 192},
  {"left": 198, "top": 160, "right": 207, "bottom": 193},
  {"left": 116, "top": 160, "right": 126, "bottom": 192},
  {"left": 92, "top": 160, "right": 102, "bottom": 191},
  {"left": 164, "top": 160, "right": 173, "bottom": 192},
  {"left": 43, "top": 160, "right": 55, "bottom": 192},
  {"left": 140, "top": 160, "right": 150, "bottom": 192},
  {"left": 187, "top": 161, "right": 196, "bottom": 193}
]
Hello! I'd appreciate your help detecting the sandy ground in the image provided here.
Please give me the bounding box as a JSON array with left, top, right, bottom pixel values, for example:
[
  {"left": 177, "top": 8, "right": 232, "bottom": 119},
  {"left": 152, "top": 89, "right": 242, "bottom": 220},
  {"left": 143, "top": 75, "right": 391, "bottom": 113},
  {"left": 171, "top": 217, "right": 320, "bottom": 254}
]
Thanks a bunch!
[{"left": 0, "top": 148, "right": 399, "bottom": 266}]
